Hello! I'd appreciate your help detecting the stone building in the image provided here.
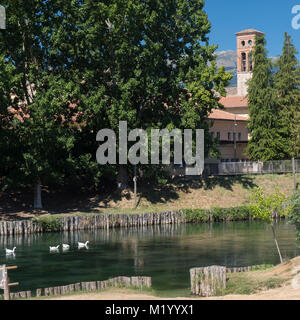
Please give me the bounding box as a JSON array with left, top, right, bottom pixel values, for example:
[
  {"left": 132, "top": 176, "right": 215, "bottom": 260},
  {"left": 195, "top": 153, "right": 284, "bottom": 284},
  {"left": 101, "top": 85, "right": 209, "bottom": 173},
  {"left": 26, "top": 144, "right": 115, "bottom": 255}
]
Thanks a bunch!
[{"left": 207, "top": 28, "right": 264, "bottom": 162}]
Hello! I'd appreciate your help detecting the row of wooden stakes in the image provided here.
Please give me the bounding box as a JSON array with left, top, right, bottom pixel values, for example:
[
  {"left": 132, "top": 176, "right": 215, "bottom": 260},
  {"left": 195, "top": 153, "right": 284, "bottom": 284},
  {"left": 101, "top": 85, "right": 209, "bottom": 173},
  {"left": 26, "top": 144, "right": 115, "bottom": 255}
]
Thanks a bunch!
[
  {"left": 190, "top": 264, "right": 271, "bottom": 297},
  {"left": 226, "top": 265, "right": 267, "bottom": 273},
  {"left": 0, "top": 276, "right": 152, "bottom": 300},
  {"left": 0, "top": 212, "right": 187, "bottom": 235}
]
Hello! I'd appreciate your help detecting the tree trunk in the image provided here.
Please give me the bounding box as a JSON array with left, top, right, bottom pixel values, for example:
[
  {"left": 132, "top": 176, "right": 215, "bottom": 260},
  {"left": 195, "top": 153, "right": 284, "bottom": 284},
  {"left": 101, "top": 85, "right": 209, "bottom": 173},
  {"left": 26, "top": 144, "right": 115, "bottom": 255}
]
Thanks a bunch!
[
  {"left": 271, "top": 224, "right": 283, "bottom": 264},
  {"left": 34, "top": 178, "right": 43, "bottom": 209},
  {"left": 117, "top": 165, "right": 128, "bottom": 190}
]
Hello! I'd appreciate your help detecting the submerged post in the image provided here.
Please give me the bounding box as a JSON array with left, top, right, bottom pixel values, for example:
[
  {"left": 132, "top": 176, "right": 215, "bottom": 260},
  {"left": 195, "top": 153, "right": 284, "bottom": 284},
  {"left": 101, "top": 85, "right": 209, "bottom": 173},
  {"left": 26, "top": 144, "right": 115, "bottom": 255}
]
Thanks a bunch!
[{"left": 190, "top": 266, "right": 226, "bottom": 297}]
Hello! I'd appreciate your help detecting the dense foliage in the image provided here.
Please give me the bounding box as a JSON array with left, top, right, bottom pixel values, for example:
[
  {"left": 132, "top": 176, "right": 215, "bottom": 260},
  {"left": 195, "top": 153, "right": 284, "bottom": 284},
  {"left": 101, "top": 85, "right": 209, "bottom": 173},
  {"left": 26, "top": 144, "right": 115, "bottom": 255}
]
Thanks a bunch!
[
  {"left": 183, "top": 205, "right": 252, "bottom": 223},
  {"left": 247, "top": 33, "right": 300, "bottom": 161},
  {"left": 287, "top": 192, "right": 300, "bottom": 241},
  {"left": 248, "top": 187, "right": 289, "bottom": 223},
  {"left": 248, "top": 187, "right": 292, "bottom": 263},
  {"left": 274, "top": 32, "right": 300, "bottom": 159},
  {"left": 0, "top": 0, "right": 232, "bottom": 207},
  {"left": 33, "top": 215, "right": 62, "bottom": 232},
  {"left": 247, "top": 36, "right": 288, "bottom": 161}
]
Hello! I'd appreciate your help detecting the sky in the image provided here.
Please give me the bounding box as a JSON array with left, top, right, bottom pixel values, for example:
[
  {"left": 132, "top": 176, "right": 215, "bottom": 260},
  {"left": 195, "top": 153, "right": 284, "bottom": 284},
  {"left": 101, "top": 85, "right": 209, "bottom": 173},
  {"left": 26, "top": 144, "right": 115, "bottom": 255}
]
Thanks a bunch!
[{"left": 204, "top": 0, "right": 300, "bottom": 58}]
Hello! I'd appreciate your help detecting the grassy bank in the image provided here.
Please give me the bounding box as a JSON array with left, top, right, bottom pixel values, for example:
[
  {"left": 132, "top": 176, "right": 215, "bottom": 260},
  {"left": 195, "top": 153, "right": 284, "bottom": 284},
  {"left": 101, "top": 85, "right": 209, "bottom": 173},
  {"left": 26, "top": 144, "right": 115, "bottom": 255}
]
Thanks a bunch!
[
  {"left": 0, "top": 173, "right": 299, "bottom": 219},
  {"left": 225, "top": 265, "right": 290, "bottom": 295}
]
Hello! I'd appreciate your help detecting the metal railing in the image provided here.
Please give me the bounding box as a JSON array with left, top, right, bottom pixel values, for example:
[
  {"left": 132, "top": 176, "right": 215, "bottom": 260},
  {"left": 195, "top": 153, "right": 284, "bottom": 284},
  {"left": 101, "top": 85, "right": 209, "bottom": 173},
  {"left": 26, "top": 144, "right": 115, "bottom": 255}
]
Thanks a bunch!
[{"left": 204, "top": 159, "right": 300, "bottom": 176}]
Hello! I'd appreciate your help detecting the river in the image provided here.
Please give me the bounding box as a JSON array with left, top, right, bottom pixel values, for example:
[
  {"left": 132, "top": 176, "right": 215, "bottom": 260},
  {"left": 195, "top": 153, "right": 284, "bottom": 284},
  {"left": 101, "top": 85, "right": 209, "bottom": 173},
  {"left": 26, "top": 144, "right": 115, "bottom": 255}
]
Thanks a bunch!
[{"left": 0, "top": 220, "right": 299, "bottom": 297}]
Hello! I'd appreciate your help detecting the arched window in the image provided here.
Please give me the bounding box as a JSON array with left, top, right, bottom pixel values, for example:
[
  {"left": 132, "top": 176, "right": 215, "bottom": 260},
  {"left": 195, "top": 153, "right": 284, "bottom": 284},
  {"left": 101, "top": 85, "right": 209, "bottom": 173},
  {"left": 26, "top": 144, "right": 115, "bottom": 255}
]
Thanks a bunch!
[
  {"left": 241, "top": 52, "right": 246, "bottom": 72},
  {"left": 249, "top": 53, "right": 253, "bottom": 71}
]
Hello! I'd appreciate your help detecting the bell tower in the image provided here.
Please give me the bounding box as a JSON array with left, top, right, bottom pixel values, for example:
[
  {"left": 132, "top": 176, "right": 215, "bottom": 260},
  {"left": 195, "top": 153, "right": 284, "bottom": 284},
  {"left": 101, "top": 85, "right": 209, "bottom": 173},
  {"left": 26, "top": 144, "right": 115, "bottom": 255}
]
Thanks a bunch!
[{"left": 235, "top": 29, "right": 264, "bottom": 96}]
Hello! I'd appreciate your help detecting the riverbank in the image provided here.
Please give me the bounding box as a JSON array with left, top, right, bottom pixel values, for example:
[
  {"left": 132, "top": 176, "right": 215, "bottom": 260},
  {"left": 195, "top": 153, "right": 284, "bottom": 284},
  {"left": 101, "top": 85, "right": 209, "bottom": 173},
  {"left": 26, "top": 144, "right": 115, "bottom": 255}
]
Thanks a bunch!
[
  {"left": 45, "top": 284, "right": 300, "bottom": 300},
  {"left": 1, "top": 173, "right": 298, "bottom": 220},
  {"left": 0, "top": 206, "right": 259, "bottom": 235},
  {"left": 44, "top": 257, "right": 300, "bottom": 300}
]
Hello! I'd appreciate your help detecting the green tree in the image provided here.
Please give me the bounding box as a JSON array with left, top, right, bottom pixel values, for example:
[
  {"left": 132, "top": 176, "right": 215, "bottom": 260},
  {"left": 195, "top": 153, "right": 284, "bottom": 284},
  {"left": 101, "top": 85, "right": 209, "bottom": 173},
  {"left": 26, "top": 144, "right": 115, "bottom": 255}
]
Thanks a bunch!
[
  {"left": 274, "top": 32, "right": 300, "bottom": 159},
  {"left": 0, "top": 1, "right": 84, "bottom": 208},
  {"left": 0, "top": 0, "right": 232, "bottom": 209},
  {"left": 247, "top": 36, "right": 287, "bottom": 160},
  {"left": 249, "top": 187, "right": 292, "bottom": 263},
  {"left": 47, "top": 0, "right": 232, "bottom": 189},
  {"left": 287, "top": 192, "right": 300, "bottom": 245}
]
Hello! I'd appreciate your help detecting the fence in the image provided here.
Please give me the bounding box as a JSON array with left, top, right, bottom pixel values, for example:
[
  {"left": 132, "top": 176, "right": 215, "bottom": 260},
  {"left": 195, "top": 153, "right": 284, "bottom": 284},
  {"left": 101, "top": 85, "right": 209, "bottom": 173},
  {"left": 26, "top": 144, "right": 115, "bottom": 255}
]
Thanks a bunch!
[
  {"left": 1, "top": 276, "right": 151, "bottom": 300},
  {"left": 0, "top": 265, "right": 18, "bottom": 300},
  {"left": 204, "top": 159, "right": 300, "bottom": 176}
]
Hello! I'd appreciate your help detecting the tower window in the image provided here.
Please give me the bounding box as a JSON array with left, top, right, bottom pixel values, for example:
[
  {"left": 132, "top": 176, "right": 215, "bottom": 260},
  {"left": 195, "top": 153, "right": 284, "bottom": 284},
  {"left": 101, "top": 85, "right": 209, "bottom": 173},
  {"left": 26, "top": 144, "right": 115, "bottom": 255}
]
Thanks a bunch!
[
  {"left": 228, "top": 132, "right": 231, "bottom": 141},
  {"left": 249, "top": 53, "right": 253, "bottom": 71},
  {"left": 241, "top": 40, "right": 245, "bottom": 46},
  {"left": 241, "top": 52, "right": 247, "bottom": 72},
  {"left": 248, "top": 40, "right": 253, "bottom": 46}
]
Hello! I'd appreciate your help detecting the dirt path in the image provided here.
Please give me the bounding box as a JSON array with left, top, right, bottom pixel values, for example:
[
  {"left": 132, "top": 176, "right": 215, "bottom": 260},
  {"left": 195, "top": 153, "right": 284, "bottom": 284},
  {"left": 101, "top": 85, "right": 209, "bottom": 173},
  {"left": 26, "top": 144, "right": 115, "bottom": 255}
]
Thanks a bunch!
[{"left": 47, "top": 284, "right": 300, "bottom": 300}]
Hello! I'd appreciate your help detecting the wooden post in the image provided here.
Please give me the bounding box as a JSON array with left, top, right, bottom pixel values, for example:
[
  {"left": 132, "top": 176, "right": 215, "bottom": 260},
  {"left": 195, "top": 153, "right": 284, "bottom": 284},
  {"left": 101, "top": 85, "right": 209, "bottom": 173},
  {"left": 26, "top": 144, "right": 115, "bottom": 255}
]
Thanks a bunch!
[
  {"left": 190, "top": 266, "right": 226, "bottom": 297},
  {"left": 133, "top": 165, "right": 137, "bottom": 208},
  {"left": 2, "top": 267, "right": 10, "bottom": 301},
  {"left": 0, "top": 265, "right": 18, "bottom": 300},
  {"left": 292, "top": 158, "right": 297, "bottom": 191}
]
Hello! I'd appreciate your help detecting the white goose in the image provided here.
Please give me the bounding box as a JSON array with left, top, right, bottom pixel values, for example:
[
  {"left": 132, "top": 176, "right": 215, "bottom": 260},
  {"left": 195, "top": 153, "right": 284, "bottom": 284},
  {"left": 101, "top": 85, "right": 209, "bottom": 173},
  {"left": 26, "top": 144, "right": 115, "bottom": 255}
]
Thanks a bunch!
[
  {"left": 78, "top": 241, "right": 89, "bottom": 248},
  {"left": 5, "top": 247, "right": 16, "bottom": 255},
  {"left": 49, "top": 245, "right": 60, "bottom": 252},
  {"left": 62, "top": 244, "right": 70, "bottom": 250}
]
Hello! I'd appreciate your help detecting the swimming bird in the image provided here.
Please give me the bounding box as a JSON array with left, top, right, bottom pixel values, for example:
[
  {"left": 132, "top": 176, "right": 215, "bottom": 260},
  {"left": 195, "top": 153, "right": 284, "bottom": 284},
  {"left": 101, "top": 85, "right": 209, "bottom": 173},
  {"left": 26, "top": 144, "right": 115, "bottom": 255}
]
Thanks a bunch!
[
  {"left": 62, "top": 244, "right": 70, "bottom": 250},
  {"left": 5, "top": 247, "right": 16, "bottom": 254},
  {"left": 78, "top": 241, "right": 89, "bottom": 248},
  {"left": 49, "top": 245, "right": 60, "bottom": 252}
]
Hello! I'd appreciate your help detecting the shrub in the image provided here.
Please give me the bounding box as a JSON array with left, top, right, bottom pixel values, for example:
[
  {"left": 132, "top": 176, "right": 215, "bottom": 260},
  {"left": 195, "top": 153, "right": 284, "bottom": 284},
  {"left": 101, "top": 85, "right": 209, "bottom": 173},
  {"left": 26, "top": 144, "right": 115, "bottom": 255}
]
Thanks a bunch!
[
  {"left": 183, "top": 209, "right": 209, "bottom": 223},
  {"left": 33, "top": 215, "right": 62, "bottom": 232},
  {"left": 211, "top": 207, "right": 225, "bottom": 222},
  {"left": 183, "top": 206, "right": 252, "bottom": 223},
  {"left": 287, "top": 192, "right": 300, "bottom": 241},
  {"left": 229, "top": 206, "right": 252, "bottom": 221}
]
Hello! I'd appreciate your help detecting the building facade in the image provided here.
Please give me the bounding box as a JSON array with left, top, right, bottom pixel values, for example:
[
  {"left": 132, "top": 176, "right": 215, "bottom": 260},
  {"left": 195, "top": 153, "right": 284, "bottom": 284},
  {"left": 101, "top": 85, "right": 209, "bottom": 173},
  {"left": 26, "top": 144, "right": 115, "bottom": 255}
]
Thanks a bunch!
[{"left": 208, "top": 28, "right": 264, "bottom": 162}]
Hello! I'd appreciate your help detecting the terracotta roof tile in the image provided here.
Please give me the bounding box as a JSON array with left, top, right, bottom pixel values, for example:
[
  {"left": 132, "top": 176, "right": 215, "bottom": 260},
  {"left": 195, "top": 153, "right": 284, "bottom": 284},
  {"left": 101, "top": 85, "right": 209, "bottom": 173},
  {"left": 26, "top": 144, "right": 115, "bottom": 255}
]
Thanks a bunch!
[
  {"left": 219, "top": 95, "right": 248, "bottom": 108},
  {"left": 208, "top": 109, "right": 248, "bottom": 121},
  {"left": 235, "top": 29, "right": 264, "bottom": 36}
]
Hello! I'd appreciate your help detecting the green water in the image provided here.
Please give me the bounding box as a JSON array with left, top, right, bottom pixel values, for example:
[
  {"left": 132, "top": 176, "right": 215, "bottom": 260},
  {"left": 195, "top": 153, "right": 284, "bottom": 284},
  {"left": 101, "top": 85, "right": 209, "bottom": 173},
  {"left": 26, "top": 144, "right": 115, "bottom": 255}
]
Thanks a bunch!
[{"left": 0, "top": 221, "right": 299, "bottom": 297}]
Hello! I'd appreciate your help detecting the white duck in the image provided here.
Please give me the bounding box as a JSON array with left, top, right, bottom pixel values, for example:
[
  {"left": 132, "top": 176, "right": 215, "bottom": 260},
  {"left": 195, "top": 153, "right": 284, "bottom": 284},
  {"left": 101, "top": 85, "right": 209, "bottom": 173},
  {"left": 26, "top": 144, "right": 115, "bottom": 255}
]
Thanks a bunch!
[
  {"left": 78, "top": 241, "right": 89, "bottom": 248},
  {"left": 62, "top": 244, "right": 70, "bottom": 250},
  {"left": 5, "top": 247, "right": 16, "bottom": 254},
  {"left": 49, "top": 245, "right": 60, "bottom": 252}
]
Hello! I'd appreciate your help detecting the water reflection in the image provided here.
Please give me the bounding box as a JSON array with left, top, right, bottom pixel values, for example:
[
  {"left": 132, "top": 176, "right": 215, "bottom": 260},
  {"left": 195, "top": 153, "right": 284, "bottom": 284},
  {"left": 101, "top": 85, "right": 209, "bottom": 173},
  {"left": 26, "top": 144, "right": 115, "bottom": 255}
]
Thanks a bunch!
[
  {"left": 5, "top": 252, "right": 16, "bottom": 260},
  {"left": 0, "top": 221, "right": 298, "bottom": 295}
]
